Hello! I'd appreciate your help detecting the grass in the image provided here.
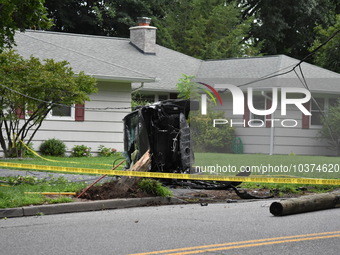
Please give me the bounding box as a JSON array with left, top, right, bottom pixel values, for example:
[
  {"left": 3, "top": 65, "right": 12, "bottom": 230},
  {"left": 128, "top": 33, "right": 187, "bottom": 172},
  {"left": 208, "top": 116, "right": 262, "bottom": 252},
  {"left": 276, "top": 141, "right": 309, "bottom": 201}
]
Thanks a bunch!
[
  {"left": 0, "top": 154, "right": 126, "bottom": 173},
  {"left": 0, "top": 175, "right": 87, "bottom": 209},
  {"left": 138, "top": 178, "right": 173, "bottom": 197},
  {"left": 194, "top": 152, "right": 340, "bottom": 195},
  {"left": 194, "top": 153, "right": 340, "bottom": 179},
  {"left": 0, "top": 154, "right": 125, "bottom": 209},
  {"left": 0, "top": 153, "right": 338, "bottom": 209}
]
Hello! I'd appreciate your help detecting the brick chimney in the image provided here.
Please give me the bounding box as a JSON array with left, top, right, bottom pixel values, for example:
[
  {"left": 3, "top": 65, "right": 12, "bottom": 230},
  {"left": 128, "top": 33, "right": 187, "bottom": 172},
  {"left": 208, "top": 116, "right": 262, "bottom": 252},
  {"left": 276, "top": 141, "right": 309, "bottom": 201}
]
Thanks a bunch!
[{"left": 129, "top": 17, "right": 157, "bottom": 54}]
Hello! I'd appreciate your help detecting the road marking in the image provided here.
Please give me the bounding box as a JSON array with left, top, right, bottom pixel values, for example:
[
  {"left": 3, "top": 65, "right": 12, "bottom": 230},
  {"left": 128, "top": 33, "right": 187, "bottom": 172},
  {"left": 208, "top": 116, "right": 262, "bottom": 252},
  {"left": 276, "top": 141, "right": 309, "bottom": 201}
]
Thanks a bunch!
[{"left": 129, "top": 231, "right": 340, "bottom": 255}]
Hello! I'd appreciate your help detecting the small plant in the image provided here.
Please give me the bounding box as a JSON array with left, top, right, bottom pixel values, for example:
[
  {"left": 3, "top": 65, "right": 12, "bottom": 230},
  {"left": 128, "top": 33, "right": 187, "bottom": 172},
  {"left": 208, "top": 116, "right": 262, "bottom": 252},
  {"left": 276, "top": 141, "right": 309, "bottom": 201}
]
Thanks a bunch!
[
  {"left": 23, "top": 142, "right": 35, "bottom": 158},
  {"left": 39, "top": 138, "right": 66, "bottom": 156},
  {"left": 138, "top": 179, "right": 173, "bottom": 197},
  {"left": 72, "top": 145, "right": 92, "bottom": 157},
  {"left": 98, "top": 145, "right": 117, "bottom": 157}
]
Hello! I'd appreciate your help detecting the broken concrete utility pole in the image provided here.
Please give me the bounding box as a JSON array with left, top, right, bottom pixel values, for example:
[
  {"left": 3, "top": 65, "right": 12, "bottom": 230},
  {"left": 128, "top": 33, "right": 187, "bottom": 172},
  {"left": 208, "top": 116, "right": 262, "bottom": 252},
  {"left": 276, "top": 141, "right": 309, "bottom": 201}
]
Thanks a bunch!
[
  {"left": 270, "top": 192, "right": 340, "bottom": 216},
  {"left": 115, "top": 150, "right": 151, "bottom": 194}
]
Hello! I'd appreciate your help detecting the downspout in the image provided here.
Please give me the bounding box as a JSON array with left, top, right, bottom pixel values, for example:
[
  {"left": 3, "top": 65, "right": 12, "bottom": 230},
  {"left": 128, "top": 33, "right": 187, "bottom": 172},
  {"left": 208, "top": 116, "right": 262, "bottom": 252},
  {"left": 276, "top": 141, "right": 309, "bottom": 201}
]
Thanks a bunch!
[{"left": 261, "top": 91, "right": 274, "bottom": 155}]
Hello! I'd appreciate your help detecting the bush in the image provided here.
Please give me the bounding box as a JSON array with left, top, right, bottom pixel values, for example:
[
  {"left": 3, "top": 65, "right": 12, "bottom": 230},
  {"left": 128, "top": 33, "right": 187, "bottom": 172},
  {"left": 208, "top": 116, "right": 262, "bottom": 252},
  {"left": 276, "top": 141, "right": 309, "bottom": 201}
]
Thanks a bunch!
[
  {"left": 98, "top": 145, "right": 117, "bottom": 157},
  {"left": 190, "top": 112, "right": 234, "bottom": 152},
  {"left": 72, "top": 145, "right": 91, "bottom": 157},
  {"left": 39, "top": 138, "right": 66, "bottom": 156}
]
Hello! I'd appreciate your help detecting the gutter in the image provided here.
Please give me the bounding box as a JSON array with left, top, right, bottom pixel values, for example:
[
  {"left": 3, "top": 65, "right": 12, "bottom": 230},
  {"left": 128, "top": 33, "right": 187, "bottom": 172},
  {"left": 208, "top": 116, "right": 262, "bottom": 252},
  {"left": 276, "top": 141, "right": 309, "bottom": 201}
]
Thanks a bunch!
[{"left": 94, "top": 74, "right": 156, "bottom": 83}]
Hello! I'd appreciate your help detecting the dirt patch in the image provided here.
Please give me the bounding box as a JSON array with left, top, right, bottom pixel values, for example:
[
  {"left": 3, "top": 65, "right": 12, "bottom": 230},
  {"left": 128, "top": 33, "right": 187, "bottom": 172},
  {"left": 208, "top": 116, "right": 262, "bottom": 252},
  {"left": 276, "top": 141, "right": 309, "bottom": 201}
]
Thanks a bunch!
[
  {"left": 77, "top": 180, "right": 340, "bottom": 203},
  {"left": 78, "top": 180, "right": 155, "bottom": 200},
  {"left": 173, "top": 188, "right": 274, "bottom": 203}
]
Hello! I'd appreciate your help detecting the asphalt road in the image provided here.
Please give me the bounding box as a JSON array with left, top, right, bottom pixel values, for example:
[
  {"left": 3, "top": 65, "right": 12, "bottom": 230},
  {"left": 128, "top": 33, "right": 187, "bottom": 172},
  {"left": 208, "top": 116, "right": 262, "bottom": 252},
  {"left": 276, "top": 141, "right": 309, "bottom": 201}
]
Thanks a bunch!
[{"left": 0, "top": 201, "right": 339, "bottom": 255}]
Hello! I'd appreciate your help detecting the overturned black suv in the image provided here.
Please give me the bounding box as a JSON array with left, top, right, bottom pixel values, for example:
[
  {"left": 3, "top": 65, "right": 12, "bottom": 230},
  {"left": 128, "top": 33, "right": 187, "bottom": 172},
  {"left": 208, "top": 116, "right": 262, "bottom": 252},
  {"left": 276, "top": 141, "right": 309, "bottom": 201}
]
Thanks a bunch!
[{"left": 123, "top": 99, "right": 199, "bottom": 173}]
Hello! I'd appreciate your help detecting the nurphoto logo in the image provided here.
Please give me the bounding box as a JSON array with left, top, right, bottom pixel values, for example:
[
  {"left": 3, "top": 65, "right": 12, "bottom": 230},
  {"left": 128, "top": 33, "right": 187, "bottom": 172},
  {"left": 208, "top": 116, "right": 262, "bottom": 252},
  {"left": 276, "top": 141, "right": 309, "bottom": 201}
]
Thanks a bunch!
[{"left": 199, "top": 83, "right": 312, "bottom": 128}]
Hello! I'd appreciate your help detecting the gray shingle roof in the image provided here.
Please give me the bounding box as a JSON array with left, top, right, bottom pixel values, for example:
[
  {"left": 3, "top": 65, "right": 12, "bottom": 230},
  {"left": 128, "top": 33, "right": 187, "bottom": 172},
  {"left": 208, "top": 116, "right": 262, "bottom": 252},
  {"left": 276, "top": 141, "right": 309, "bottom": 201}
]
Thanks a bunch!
[
  {"left": 14, "top": 31, "right": 339, "bottom": 94},
  {"left": 196, "top": 55, "right": 340, "bottom": 93},
  {"left": 14, "top": 30, "right": 202, "bottom": 91}
]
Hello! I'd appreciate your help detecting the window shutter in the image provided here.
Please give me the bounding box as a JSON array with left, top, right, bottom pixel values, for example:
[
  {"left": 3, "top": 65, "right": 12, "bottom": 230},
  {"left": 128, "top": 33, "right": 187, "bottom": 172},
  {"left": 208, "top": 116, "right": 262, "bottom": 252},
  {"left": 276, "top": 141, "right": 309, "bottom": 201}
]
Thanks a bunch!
[
  {"left": 266, "top": 97, "right": 272, "bottom": 128},
  {"left": 75, "top": 104, "right": 85, "bottom": 121},
  {"left": 302, "top": 102, "right": 310, "bottom": 129},
  {"left": 244, "top": 94, "right": 249, "bottom": 127},
  {"left": 16, "top": 108, "right": 25, "bottom": 119}
]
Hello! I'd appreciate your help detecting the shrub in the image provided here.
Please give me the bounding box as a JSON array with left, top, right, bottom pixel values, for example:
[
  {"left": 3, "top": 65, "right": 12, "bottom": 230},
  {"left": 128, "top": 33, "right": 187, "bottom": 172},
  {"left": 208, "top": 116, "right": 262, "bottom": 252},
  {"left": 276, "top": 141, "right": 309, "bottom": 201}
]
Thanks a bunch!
[
  {"left": 39, "top": 138, "right": 66, "bottom": 156},
  {"left": 72, "top": 145, "right": 91, "bottom": 157},
  {"left": 98, "top": 145, "right": 117, "bottom": 157},
  {"left": 138, "top": 179, "right": 173, "bottom": 197},
  {"left": 190, "top": 112, "right": 234, "bottom": 152}
]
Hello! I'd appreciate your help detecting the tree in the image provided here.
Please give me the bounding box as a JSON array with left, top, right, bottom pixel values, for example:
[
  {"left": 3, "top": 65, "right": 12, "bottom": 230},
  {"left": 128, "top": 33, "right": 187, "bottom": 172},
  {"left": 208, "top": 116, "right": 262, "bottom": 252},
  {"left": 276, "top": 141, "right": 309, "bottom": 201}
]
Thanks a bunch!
[
  {"left": 0, "top": 51, "right": 97, "bottom": 157},
  {"left": 320, "top": 101, "right": 340, "bottom": 156},
  {"left": 154, "top": 0, "right": 260, "bottom": 59},
  {"left": 175, "top": 74, "right": 235, "bottom": 152},
  {"left": 240, "top": 0, "right": 338, "bottom": 60},
  {"left": 0, "top": 0, "right": 51, "bottom": 49},
  {"left": 44, "top": 0, "right": 168, "bottom": 37},
  {"left": 310, "top": 15, "right": 340, "bottom": 73}
]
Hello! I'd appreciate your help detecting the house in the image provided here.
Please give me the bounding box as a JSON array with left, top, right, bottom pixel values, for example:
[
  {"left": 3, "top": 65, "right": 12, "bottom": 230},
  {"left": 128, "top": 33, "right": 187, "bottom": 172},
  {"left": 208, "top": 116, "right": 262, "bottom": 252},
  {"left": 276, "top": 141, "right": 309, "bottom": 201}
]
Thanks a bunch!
[
  {"left": 11, "top": 18, "right": 340, "bottom": 156},
  {"left": 196, "top": 56, "right": 340, "bottom": 156},
  {"left": 12, "top": 18, "right": 201, "bottom": 155}
]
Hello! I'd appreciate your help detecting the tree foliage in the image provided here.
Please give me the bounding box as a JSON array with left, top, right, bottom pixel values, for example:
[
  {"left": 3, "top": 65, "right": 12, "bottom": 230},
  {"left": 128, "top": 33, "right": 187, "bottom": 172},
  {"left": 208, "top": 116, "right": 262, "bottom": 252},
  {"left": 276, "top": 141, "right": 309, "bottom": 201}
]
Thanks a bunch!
[
  {"left": 175, "top": 74, "right": 235, "bottom": 152},
  {"left": 154, "top": 0, "right": 260, "bottom": 59},
  {"left": 45, "top": 0, "right": 167, "bottom": 37},
  {"left": 320, "top": 100, "right": 340, "bottom": 155},
  {"left": 310, "top": 14, "right": 340, "bottom": 73},
  {"left": 0, "top": 51, "right": 97, "bottom": 157},
  {"left": 240, "top": 0, "right": 338, "bottom": 60},
  {"left": 0, "top": 0, "right": 52, "bottom": 49}
]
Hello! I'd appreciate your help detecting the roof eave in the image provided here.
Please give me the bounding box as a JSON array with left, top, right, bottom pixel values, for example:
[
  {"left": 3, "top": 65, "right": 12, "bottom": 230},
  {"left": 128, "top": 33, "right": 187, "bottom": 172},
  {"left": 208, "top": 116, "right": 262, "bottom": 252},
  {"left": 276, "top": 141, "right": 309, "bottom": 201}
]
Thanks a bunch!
[{"left": 93, "top": 74, "right": 156, "bottom": 83}]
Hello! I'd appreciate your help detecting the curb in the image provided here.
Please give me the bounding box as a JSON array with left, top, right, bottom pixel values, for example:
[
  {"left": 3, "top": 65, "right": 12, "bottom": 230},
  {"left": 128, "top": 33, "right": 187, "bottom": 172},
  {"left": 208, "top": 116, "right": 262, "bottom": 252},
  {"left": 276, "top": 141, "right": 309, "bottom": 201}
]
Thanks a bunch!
[{"left": 0, "top": 197, "right": 185, "bottom": 218}]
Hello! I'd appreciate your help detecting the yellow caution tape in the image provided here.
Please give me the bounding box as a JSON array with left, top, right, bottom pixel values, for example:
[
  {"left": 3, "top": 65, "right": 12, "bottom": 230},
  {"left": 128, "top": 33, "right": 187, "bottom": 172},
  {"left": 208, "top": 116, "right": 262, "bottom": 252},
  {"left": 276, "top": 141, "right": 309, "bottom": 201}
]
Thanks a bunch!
[
  {"left": 24, "top": 192, "right": 77, "bottom": 195},
  {"left": 0, "top": 161, "right": 339, "bottom": 185}
]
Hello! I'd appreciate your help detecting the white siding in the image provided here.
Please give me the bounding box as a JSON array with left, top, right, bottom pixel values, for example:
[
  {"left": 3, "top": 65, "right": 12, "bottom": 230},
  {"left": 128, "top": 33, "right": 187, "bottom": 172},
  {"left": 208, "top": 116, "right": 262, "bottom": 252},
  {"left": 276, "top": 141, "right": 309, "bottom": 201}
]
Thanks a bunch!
[
  {"left": 215, "top": 93, "right": 338, "bottom": 156},
  {"left": 25, "top": 81, "right": 131, "bottom": 154}
]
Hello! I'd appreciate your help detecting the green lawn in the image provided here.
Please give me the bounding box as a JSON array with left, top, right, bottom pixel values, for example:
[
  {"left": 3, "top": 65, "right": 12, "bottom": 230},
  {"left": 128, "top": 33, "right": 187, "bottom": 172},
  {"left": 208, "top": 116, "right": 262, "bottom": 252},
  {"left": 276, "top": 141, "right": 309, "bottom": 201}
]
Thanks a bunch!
[
  {"left": 0, "top": 155, "right": 125, "bottom": 209},
  {"left": 0, "top": 153, "right": 338, "bottom": 209},
  {"left": 0, "top": 154, "right": 126, "bottom": 172},
  {"left": 194, "top": 153, "right": 340, "bottom": 179},
  {"left": 1, "top": 153, "right": 339, "bottom": 180},
  {"left": 0, "top": 175, "right": 87, "bottom": 209}
]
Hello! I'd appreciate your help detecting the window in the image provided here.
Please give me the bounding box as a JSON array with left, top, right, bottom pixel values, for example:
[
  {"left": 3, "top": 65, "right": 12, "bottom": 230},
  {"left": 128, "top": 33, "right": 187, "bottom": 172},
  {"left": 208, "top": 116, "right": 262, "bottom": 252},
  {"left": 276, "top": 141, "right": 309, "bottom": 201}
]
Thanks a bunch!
[
  {"left": 48, "top": 105, "right": 75, "bottom": 120},
  {"left": 133, "top": 93, "right": 169, "bottom": 104},
  {"left": 250, "top": 95, "right": 266, "bottom": 125},
  {"left": 158, "top": 94, "right": 169, "bottom": 101},
  {"left": 311, "top": 97, "right": 339, "bottom": 126},
  {"left": 51, "top": 106, "right": 72, "bottom": 117},
  {"left": 311, "top": 98, "right": 324, "bottom": 125}
]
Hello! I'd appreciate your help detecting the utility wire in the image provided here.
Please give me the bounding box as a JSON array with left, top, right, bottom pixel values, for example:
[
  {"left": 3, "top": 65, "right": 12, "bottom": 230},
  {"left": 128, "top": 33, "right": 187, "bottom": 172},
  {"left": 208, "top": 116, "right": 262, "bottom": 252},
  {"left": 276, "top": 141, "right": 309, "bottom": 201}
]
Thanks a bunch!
[
  {"left": 1, "top": 29, "right": 339, "bottom": 111},
  {"left": 22, "top": 32, "right": 156, "bottom": 81},
  {"left": 0, "top": 83, "right": 132, "bottom": 111},
  {"left": 236, "top": 28, "right": 340, "bottom": 88}
]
